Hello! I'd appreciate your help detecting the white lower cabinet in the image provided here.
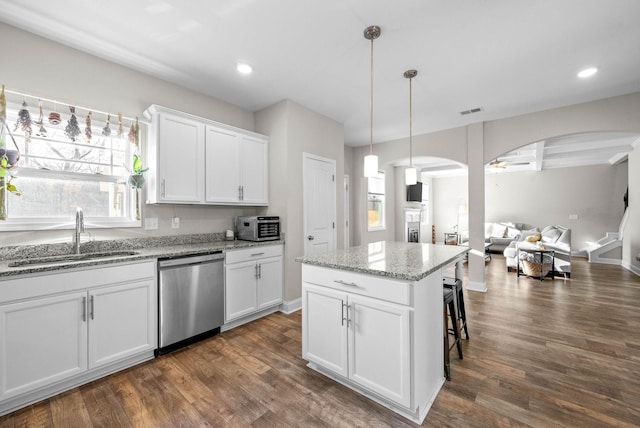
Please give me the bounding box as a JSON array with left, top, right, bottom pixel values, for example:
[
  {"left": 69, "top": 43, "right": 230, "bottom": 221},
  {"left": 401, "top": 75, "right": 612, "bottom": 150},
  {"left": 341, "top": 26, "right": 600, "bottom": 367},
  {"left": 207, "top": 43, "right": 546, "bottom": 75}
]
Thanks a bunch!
[
  {"left": 88, "top": 280, "right": 156, "bottom": 369},
  {"left": 302, "top": 283, "right": 411, "bottom": 407},
  {"left": 0, "top": 292, "right": 89, "bottom": 400},
  {"left": 0, "top": 261, "right": 156, "bottom": 414},
  {"left": 301, "top": 263, "right": 445, "bottom": 423},
  {"left": 224, "top": 244, "right": 283, "bottom": 325}
]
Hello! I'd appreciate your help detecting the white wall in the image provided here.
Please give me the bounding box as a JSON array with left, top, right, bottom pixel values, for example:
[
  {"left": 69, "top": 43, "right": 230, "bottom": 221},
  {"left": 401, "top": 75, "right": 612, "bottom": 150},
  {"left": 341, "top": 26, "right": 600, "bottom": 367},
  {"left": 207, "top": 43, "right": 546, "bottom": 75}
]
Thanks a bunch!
[
  {"left": 0, "top": 22, "right": 259, "bottom": 245},
  {"left": 255, "top": 100, "right": 344, "bottom": 303},
  {"left": 485, "top": 164, "right": 628, "bottom": 251},
  {"left": 432, "top": 175, "right": 468, "bottom": 240}
]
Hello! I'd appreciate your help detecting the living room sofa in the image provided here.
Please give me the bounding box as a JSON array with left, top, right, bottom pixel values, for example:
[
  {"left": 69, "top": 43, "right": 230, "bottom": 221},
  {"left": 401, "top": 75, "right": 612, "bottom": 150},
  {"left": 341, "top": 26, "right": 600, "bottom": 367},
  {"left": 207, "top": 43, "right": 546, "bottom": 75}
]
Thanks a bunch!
[
  {"left": 469, "top": 222, "right": 533, "bottom": 253},
  {"left": 503, "top": 225, "right": 572, "bottom": 278}
]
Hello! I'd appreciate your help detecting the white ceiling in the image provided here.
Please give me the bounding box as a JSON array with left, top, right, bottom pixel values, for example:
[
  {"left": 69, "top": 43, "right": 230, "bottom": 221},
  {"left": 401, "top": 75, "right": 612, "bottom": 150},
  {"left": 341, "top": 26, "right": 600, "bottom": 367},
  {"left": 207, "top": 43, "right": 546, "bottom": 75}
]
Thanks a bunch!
[{"left": 1, "top": 0, "right": 639, "bottom": 166}]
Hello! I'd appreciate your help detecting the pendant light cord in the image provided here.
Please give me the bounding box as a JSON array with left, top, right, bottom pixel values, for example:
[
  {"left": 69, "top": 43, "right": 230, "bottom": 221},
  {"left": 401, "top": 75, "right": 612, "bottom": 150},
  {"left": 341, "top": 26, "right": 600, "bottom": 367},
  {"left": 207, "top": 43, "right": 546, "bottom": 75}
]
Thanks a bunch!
[
  {"left": 369, "top": 37, "right": 374, "bottom": 156},
  {"left": 409, "top": 76, "right": 413, "bottom": 167}
]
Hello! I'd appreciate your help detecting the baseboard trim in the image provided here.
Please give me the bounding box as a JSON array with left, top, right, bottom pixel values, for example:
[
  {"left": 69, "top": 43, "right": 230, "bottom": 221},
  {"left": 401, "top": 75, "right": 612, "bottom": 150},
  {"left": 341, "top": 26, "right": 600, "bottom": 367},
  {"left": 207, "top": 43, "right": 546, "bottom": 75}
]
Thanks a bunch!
[
  {"left": 466, "top": 281, "right": 487, "bottom": 292},
  {"left": 622, "top": 261, "right": 640, "bottom": 277},
  {"left": 280, "top": 298, "right": 301, "bottom": 314}
]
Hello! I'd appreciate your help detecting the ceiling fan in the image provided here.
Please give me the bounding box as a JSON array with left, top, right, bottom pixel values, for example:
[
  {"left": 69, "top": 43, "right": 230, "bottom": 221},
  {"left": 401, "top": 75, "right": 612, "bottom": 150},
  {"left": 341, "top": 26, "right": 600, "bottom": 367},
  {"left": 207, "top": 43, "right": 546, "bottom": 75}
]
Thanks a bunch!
[{"left": 488, "top": 158, "right": 530, "bottom": 169}]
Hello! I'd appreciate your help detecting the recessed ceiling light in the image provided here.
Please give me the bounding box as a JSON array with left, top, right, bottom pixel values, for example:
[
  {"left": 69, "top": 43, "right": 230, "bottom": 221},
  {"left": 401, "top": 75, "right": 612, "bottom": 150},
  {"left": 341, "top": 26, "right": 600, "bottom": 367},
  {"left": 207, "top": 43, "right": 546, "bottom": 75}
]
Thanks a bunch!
[
  {"left": 237, "top": 62, "right": 253, "bottom": 75},
  {"left": 578, "top": 67, "right": 598, "bottom": 78}
]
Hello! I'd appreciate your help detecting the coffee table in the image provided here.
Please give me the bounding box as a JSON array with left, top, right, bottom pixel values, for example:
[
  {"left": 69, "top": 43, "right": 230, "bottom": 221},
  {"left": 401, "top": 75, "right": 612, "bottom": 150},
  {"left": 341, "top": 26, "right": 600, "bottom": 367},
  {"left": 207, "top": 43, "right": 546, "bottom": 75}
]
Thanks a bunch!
[{"left": 517, "top": 247, "right": 555, "bottom": 280}]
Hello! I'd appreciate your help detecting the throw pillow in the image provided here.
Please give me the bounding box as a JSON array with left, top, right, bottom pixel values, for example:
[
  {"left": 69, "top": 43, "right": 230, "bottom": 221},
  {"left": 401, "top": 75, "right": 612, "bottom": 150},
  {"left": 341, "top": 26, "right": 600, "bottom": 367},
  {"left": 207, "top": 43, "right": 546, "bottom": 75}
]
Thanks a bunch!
[
  {"left": 490, "top": 223, "right": 507, "bottom": 238},
  {"left": 506, "top": 227, "right": 520, "bottom": 239},
  {"left": 518, "top": 228, "right": 539, "bottom": 241},
  {"left": 542, "top": 226, "right": 562, "bottom": 243},
  {"left": 525, "top": 233, "right": 542, "bottom": 242}
]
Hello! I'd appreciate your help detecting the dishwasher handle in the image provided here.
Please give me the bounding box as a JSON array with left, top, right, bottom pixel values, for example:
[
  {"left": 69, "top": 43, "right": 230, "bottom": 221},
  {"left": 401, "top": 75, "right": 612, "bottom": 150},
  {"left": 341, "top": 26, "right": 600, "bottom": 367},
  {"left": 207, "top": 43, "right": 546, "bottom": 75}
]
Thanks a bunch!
[{"left": 158, "top": 253, "right": 224, "bottom": 268}]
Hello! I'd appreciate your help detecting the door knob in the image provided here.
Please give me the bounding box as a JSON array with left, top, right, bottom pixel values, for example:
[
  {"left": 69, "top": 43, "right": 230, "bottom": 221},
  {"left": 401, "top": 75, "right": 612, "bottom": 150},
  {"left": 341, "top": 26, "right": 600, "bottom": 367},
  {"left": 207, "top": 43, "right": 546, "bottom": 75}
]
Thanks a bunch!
[{"left": 307, "top": 235, "right": 315, "bottom": 241}]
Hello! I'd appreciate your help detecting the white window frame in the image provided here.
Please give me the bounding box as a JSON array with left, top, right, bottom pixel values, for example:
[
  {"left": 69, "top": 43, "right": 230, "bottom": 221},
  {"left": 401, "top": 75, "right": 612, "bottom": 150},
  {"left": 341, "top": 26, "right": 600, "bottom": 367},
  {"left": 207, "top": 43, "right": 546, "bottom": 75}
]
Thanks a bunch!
[
  {"left": 367, "top": 170, "right": 386, "bottom": 231},
  {"left": 0, "top": 101, "right": 141, "bottom": 231}
]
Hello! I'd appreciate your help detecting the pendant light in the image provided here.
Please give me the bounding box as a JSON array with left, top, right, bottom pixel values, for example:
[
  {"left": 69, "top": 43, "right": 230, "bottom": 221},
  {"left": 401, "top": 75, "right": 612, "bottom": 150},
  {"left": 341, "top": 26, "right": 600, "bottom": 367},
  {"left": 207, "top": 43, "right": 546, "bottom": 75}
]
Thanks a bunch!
[
  {"left": 363, "top": 25, "right": 381, "bottom": 178},
  {"left": 404, "top": 69, "right": 418, "bottom": 185}
]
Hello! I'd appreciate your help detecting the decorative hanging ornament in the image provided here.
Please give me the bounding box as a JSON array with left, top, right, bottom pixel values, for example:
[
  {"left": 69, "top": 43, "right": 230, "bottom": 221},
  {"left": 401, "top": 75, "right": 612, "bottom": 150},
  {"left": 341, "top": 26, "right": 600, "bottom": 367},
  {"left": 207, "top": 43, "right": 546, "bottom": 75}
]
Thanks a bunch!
[
  {"left": 128, "top": 117, "right": 139, "bottom": 146},
  {"left": 35, "top": 99, "right": 47, "bottom": 137},
  {"left": 0, "top": 84, "right": 6, "bottom": 123},
  {"left": 15, "top": 101, "right": 33, "bottom": 139},
  {"left": 117, "top": 112, "right": 123, "bottom": 137},
  {"left": 65, "top": 106, "right": 81, "bottom": 141},
  {"left": 85, "top": 111, "right": 92, "bottom": 142},
  {"left": 102, "top": 113, "right": 111, "bottom": 136},
  {"left": 128, "top": 121, "right": 136, "bottom": 145}
]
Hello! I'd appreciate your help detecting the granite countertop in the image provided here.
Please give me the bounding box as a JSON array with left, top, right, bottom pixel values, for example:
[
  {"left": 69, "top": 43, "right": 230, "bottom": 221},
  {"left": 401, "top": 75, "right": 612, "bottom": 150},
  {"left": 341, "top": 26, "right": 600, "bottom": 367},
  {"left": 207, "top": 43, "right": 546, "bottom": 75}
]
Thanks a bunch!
[
  {"left": 295, "top": 241, "right": 468, "bottom": 282},
  {"left": 0, "top": 234, "right": 285, "bottom": 278}
]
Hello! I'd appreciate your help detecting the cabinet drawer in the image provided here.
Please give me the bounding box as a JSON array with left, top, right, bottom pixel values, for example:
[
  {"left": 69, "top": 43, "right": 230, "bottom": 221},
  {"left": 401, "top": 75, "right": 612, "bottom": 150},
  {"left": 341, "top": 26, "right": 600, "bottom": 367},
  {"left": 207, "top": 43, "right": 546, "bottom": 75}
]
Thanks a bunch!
[
  {"left": 0, "top": 261, "right": 156, "bottom": 303},
  {"left": 225, "top": 244, "right": 283, "bottom": 264},
  {"left": 301, "top": 265, "right": 412, "bottom": 306}
]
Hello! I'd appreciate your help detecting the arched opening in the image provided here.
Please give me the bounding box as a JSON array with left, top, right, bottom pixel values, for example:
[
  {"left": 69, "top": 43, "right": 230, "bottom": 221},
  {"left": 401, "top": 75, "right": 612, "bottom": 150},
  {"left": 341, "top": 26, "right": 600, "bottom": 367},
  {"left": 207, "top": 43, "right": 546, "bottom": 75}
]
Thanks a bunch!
[
  {"left": 483, "top": 131, "right": 637, "bottom": 275},
  {"left": 392, "top": 156, "right": 468, "bottom": 244}
]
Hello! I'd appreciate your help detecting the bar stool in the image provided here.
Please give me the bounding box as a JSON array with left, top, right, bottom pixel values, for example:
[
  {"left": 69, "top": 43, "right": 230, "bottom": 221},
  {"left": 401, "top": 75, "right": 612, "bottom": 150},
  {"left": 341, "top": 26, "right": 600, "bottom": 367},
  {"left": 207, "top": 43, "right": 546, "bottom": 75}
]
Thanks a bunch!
[
  {"left": 443, "top": 277, "right": 469, "bottom": 339},
  {"left": 443, "top": 288, "right": 462, "bottom": 380}
]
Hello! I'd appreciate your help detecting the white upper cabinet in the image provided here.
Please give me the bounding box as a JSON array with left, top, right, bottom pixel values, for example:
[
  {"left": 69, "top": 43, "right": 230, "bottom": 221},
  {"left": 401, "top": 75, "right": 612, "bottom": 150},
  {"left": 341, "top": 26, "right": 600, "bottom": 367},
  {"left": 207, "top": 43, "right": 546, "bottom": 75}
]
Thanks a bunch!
[
  {"left": 238, "top": 135, "right": 268, "bottom": 205},
  {"left": 146, "top": 107, "right": 205, "bottom": 203},
  {"left": 145, "top": 105, "right": 268, "bottom": 206}
]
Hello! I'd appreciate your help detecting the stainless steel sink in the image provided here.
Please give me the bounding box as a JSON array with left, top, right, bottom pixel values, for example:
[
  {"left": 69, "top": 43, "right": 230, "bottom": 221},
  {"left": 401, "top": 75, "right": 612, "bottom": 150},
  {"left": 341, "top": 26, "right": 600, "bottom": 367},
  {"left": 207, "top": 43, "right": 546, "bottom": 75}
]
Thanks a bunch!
[{"left": 8, "top": 251, "right": 139, "bottom": 267}]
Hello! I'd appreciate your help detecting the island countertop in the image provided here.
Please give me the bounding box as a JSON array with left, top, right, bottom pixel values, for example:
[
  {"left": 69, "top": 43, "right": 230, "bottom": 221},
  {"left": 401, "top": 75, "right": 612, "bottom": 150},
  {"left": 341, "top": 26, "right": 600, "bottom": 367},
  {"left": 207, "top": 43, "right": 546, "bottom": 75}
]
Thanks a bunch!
[{"left": 296, "top": 241, "right": 468, "bottom": 282}]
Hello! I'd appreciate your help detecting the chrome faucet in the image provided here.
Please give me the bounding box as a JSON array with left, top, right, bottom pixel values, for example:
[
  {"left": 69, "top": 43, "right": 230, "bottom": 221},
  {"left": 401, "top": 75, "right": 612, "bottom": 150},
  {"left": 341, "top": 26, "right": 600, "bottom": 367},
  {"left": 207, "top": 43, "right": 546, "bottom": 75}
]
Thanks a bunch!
[{"left": 73, "top": 207, "right": 84, "bottom": 254}]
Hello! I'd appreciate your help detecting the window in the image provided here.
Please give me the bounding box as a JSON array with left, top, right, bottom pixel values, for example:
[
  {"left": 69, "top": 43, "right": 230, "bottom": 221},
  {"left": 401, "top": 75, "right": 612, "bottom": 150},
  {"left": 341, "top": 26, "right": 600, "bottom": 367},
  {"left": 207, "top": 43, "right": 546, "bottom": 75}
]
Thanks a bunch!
[
  {"left": 1, "top": 101, "right": 140, "bottom": 230},
  {"left": 367, "top": 171, "right": 385, "bottom": 231}
]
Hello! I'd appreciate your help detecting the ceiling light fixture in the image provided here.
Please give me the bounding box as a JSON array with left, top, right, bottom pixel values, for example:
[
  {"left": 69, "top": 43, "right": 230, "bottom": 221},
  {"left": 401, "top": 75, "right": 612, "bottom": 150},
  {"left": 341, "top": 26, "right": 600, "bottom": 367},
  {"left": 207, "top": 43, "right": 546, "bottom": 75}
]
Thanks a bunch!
[
  {"left": 577, "top": 67, "right": 598, "bottom": 78},
  {"left": 363, "top": 25, "right": 381, "bottom": 178},
  {"left": 404, "top": 69, "right": 418, "bottom": 185},
  {"left": 237, "top": 62, "right": 253, "bottom": 75}
]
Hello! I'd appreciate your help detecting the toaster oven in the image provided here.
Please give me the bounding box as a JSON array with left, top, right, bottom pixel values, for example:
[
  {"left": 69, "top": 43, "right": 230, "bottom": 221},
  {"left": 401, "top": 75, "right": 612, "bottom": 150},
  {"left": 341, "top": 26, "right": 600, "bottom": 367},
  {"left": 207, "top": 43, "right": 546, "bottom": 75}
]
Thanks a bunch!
[{"left": 236, "top": 216, "right": 280, "bottom": 241}]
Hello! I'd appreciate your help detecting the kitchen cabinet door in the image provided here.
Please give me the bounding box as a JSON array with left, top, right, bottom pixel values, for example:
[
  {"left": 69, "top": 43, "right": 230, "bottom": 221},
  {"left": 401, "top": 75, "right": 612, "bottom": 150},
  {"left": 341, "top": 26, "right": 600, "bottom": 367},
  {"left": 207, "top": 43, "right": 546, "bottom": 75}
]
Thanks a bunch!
[
  {"left": 256, "top": 256, "right": 283, "bottom": 310},
  {"left": 302, "top": 284, "right": 348, "bottom": 377},
  {"left": 348, "top": 294, "right": 411, "bottom": 408},
  {"left": 205, "top": 126, "right": 242, "bottom": 203},
  {"left": 225, "top": 260, "right": 258, "bottom": 322},
  {"left": 156, "top": 112, "right": 205, "bottom": 203},
  {"left": 239, "top": 135, "right": 268, "bottom": 205},
  {"left": 88, "top": 279, "right": 156, "bottom": 369},
  {"left": 0, "top": 292, "right": 88, "bottom": 400}
]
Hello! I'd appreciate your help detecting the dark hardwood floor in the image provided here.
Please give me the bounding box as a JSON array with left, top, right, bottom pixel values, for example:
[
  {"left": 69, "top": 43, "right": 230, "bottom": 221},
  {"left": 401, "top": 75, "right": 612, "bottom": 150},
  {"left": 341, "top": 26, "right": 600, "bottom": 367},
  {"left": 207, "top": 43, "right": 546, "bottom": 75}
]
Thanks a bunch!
[{"left": 2, "top": 255, "right": 640, "bottom": 427}]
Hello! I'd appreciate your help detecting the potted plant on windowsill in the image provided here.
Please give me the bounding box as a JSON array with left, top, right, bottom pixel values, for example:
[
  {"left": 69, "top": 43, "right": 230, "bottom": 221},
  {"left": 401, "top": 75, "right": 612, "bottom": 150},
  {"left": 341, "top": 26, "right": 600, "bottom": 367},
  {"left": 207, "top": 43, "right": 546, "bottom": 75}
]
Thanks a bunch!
[{"left": 126, "top": 154, "right": 148, "bottom": 221}]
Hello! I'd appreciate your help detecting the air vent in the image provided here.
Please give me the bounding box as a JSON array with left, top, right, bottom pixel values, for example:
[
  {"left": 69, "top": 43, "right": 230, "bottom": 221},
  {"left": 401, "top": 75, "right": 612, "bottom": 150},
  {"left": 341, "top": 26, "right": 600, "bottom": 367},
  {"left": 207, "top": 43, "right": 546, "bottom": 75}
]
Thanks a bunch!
[{"left": 460, "top": 107, "right": 483, "bottom": 116}]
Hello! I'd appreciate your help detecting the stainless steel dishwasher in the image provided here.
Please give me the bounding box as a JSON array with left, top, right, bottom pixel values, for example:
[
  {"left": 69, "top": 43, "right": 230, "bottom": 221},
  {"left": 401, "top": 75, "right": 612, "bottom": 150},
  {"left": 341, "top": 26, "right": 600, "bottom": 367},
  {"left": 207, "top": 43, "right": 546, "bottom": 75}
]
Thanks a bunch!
[{"left": 157, "top": 253, "right": 224, "bottom": 355}]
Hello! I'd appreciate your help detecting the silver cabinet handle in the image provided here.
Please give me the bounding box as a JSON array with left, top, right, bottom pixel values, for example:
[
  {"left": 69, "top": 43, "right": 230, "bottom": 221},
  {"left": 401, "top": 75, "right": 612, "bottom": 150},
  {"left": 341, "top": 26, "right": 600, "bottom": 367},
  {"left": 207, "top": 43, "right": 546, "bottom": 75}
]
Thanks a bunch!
[
  {"left": 251, "top": 252, "right": 265, "bottom": 257},
  {"left": 90, "top": 295, "right": 95, "bottom": 320},
  {"left": 161, "top": 179, "right": 166, "bottom": 198},
  {"left": 334, "top": 280, "right": 358, "bottom": 287},
  {"left": 347, "top": 304, "right": 352, "bottom": 326},
  {"left": 81, "top": 296, "right": 87, "bottom": 322},
  {"left": 341, "top": 301, "right": 347, "bottom": 326},
  {"left": 257, "top": 264, "right": 262, "bottom": 279},
  {"left": 307, "top": 235, "right": 315, "bottom": 241},
  {"left": 254, "top": 264, "right": 259, "bottom": 279}
]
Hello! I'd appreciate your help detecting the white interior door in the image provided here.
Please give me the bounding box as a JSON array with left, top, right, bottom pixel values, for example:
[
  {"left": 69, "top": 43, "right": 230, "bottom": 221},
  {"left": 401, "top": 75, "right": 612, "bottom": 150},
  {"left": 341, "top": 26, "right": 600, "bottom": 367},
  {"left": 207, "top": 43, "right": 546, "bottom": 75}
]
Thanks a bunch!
[{"left": 303, "top": 153, "right": 336, "bottom": 256}]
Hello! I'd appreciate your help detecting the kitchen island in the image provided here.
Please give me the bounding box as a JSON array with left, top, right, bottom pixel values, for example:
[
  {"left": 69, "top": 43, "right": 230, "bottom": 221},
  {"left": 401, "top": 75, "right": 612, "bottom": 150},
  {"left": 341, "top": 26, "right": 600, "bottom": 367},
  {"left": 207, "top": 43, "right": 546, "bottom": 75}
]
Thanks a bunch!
[{"left": 296, "top": 241, "right": 468, "bottom": 424}]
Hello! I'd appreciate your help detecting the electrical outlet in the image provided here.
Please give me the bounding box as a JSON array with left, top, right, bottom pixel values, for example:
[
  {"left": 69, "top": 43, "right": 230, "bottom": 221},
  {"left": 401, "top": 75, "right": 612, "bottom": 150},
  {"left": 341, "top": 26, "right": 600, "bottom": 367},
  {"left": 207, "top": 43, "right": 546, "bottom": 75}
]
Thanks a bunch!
[
  {"left": 171, "top": 217, "right": 180, "bottom": 229},
  {"left": 568, "top": 214, "right": 579, "bottom": 220},
  {"left": 144, "top": 217, "right": 158, "bottom": 230}
]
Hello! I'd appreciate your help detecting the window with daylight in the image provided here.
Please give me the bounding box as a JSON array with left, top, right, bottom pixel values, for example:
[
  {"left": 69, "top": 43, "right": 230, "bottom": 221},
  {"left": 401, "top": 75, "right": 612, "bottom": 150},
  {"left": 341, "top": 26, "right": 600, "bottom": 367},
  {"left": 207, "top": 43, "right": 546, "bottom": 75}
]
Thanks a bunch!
[
  {"left": 367, "top": 170, "right": 385, "bottom": 231},
  {"left": 1, "top": 100, "right": 141, "bottom": 231}
]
